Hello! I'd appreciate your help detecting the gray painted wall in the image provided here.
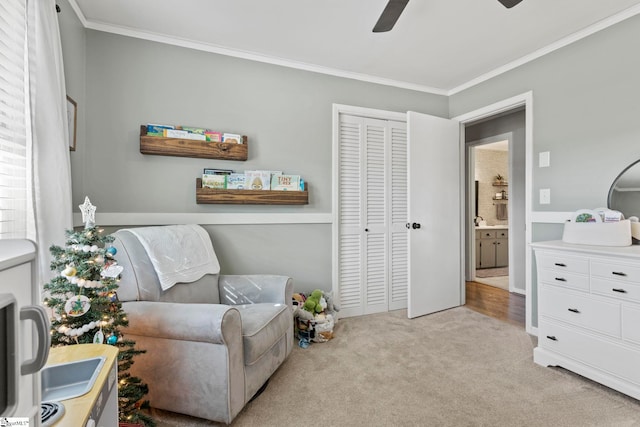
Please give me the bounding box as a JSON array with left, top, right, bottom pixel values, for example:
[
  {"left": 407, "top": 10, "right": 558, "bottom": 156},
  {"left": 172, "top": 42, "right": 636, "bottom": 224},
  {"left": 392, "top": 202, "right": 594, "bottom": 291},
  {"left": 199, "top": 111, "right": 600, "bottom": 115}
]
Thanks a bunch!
[
  {"left": 451, "top": 14, "right": 640, "bottom": 218},
  {"left": 58, "top": 13, "right": 448, "bottom": 294},
  {"left": 452, "top": 14, "right": 640, "bottom": 326},
  {"left": 58, "top": 0, "right": 86, "bottom": 199}
]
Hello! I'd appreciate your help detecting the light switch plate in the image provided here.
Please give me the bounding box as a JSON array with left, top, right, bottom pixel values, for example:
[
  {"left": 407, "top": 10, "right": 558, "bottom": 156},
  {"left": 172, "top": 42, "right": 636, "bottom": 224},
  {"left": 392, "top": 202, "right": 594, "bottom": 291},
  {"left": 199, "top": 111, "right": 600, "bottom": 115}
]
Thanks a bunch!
[
  {"left": 539, "top": 151, "right": 550, "bottom": 168},
  {"left": 540, "top": 188, "right": 551, "bottom": 205}
]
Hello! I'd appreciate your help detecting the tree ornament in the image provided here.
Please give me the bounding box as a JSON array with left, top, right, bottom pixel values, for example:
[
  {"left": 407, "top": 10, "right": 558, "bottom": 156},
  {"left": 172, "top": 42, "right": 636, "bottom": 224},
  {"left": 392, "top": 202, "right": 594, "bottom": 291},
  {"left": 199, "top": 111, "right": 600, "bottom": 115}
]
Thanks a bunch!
[
  {"left": 64, "top": 295, "right": 91, "bottom": 317},
  {"left": 79, "top": 196, "right": 97, "bottom": 229},
  {"left": 107, "top": 333, "right": 118, "bottom": 345},
  {"left": 93, "top": 328, "right": 104, "bottom": 344},
  {"left": 101, "top": 263, "right": 124, "bottom": 278},
  {"left": 62, "top": 265, "right": 77, "bottom": 277},
  {"left": 106, "top": 246, "right": 117, "bottom": 256}
]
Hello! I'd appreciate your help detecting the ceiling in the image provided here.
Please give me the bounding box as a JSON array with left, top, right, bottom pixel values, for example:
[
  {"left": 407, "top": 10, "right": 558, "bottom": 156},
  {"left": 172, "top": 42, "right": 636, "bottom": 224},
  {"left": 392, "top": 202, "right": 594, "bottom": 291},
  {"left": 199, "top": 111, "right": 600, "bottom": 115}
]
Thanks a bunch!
[{"left": 69, "top": 0, "right": 640, "bottom": 94}]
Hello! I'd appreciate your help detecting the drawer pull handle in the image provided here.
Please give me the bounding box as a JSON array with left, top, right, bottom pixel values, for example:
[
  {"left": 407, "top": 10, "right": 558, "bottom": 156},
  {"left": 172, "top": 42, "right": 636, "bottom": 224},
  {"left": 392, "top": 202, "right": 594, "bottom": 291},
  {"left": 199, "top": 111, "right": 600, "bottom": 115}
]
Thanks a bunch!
[
  {"left": 567, "top": 308, "right": 580, "bottom": 313},
  {"left": 555, "top": 277, "right": 567, "bottom": 282},
  {"left": 612, "top": 288, "right": 627, "bottom": 294},
  {"left": 612, "top": 271, "right": 627, "bottom": 277},
  {"left": 554, "top": 263, "right": 567, "bottom": 267},
  {"left": 546, "top": 335, "right": 558, "bottom": 341}
]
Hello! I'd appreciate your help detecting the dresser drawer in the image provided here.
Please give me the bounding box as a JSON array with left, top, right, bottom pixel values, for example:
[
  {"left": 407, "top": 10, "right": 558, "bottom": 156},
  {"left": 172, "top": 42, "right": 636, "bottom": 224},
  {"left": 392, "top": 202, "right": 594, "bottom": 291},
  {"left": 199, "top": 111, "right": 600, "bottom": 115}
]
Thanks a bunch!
[
  {"left": 539, "top": 285, "right": 621, "bottom": 337},
  {"left": 591, "top": 261, "right": 640, "bottom": 284},
  {"left": 539, "top": 320, "right": 640, "bottom": 386},
  {"left": 538, "top": 268, "right": 589, "bottom": 291},
  {"left": 591, "top": 277, "right": 640, "bottom": 303},
  {"left": 536, "top": 254, "right": 589, "bottom": 275},
  {"left": 623, "top": 305, "right": 640, "bottom": 346}
]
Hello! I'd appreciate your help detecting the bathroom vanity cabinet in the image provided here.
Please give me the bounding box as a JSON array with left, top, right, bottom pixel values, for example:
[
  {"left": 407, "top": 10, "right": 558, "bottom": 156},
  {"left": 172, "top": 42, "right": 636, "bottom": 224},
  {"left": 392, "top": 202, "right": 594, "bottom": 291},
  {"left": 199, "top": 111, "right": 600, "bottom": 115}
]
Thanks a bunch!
[{"left": 475, "top": 227, "right": 508, "bottom": 269}]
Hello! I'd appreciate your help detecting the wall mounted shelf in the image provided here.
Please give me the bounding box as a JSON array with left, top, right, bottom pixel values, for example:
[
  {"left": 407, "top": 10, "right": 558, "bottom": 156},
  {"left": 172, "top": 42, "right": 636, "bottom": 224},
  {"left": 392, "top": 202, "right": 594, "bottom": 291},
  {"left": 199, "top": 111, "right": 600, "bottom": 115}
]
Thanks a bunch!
[
  {"left": 195, "top": 178, "right": 309, "bottom": 205},
  {"left": 492, "top": 182, "right": 508, "bottom": 186},
  {"left": 140, "top": 125, "right": 248, "bottom": 161}
]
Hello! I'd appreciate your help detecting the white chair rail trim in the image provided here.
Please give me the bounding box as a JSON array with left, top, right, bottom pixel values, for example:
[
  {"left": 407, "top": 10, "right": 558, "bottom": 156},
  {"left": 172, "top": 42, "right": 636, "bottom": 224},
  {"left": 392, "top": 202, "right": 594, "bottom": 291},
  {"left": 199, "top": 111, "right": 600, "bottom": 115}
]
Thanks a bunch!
[{"left": 73, "top": 212, "right": 333, "bottom": 227}]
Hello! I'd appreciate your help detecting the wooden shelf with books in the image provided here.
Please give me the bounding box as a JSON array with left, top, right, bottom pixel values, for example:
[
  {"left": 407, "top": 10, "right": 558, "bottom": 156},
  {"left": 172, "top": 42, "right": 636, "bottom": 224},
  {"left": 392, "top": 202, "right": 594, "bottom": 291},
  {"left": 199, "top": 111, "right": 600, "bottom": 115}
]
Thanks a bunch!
[
  {"left": 196, "top": 178, "right": 309, "bottom": 205},
  {"left": 140, "top": 125, "right": 248, "bottom": 161}
]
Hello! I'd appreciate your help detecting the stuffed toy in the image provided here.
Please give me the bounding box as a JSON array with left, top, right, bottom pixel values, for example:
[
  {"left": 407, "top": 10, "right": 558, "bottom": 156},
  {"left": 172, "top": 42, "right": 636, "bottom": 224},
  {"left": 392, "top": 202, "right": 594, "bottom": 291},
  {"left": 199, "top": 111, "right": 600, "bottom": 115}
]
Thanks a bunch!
[{"left": 302, "top": 289, "right": 326, "bottom": 314}]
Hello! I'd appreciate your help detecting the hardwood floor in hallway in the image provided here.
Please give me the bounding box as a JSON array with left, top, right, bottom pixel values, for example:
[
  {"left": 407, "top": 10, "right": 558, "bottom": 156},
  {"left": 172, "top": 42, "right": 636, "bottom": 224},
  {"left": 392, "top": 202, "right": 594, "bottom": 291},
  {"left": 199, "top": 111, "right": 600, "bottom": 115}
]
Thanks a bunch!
[{"left": 464, "top": 281, "right": 525, "bottom": 327}]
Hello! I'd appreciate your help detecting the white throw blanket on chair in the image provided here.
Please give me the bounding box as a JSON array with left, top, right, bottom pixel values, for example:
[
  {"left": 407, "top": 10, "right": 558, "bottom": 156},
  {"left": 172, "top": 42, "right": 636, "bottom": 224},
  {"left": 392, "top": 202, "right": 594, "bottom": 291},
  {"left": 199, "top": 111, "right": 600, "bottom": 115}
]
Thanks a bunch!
[{"left": 125, "top": 224, "right": 220, "bottom": 291}]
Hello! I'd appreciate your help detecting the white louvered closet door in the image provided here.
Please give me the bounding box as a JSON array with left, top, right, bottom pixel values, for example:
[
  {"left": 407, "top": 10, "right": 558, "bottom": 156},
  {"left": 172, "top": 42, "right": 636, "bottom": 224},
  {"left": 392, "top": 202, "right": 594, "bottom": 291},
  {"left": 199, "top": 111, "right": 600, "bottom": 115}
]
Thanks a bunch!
[
  {"left": 337, "top": 114, "right": 407, "bottom": 317},
  {"left": 389, "top": 123, "right": 408, "bottom": 311}
]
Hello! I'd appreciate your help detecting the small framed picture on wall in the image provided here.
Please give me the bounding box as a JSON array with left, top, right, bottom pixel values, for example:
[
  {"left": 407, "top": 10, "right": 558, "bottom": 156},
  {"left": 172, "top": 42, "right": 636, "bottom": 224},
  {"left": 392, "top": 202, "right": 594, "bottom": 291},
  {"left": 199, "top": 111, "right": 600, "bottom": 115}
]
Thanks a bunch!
[{"left": 66, "top": 95, "right": 77, "bottom": 151}]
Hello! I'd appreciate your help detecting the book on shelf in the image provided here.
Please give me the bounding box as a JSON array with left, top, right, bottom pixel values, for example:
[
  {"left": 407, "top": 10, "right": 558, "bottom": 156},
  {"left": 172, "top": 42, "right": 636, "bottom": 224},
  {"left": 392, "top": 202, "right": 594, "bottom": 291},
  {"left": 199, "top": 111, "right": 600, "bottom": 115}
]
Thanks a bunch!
[
  {"left": 226, "top": 173, "right": 246, "bottom": 189},
  {"left": 222, "top": 133, "right": 243, "bottom": 144},
  {"left": 271, "top": 174, "right": 301, "bottom": 191},
  {"left": 203, "top": 168, "right": 233, "bottom": 175},
  {"left": 244, "top": 170, "right": 271, "bottom": 190},
  {"left": 205, "top": 131, "right": 222, "bottom": 142},
  {"left": 202, "top": 174, "right": 226, "bottom": 189},
  {"left": 146, "top": 123, "right": 175, "bottom": 136},
  {"left": 163, "top": 129, "right": 206, "bottom": 140}
]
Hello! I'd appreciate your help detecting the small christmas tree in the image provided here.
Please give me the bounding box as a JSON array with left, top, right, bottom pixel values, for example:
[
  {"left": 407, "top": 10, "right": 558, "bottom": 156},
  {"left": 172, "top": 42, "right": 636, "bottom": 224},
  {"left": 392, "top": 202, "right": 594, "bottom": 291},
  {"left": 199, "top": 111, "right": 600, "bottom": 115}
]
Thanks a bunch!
[{"left": 43, "top": 197, "right": 154, "bottom": 426}]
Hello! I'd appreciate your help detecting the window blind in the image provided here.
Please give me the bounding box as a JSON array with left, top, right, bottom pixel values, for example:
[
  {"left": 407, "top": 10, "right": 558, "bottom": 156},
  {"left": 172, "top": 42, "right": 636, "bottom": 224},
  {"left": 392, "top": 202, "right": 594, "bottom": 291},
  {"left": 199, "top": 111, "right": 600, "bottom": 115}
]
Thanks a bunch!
[{"left": 0, "top": 0, "right": 28, "bottom": 238}]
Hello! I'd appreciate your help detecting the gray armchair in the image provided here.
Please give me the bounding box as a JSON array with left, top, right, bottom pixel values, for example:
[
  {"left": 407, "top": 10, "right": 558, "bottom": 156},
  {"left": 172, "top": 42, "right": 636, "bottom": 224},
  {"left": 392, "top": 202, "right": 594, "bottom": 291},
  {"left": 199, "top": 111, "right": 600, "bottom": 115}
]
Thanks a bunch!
[{"left": 111, "top": 226, "right": 293, "bottom": 424}]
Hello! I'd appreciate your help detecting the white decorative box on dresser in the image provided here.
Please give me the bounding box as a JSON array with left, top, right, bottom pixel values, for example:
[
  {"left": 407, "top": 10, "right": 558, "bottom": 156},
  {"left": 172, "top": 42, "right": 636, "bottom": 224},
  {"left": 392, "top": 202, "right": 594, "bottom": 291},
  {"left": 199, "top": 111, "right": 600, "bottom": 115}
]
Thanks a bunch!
[{"left": 532, "top": 240, "right": 640, "bottom": 401}]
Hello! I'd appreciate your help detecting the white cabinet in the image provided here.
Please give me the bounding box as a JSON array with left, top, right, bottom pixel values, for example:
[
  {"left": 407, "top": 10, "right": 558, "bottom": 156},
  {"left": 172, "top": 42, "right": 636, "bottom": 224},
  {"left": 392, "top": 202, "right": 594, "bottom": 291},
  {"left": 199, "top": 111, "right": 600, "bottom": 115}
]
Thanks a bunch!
[
  {"left": 476, "top": 229, "right": 508, "bottom": 269},
  {"left": 532, "top": 241, "right": 640, "bottom": 401},
  {"left": 336, "top": 114, "right": 408, "bottom": 317}
]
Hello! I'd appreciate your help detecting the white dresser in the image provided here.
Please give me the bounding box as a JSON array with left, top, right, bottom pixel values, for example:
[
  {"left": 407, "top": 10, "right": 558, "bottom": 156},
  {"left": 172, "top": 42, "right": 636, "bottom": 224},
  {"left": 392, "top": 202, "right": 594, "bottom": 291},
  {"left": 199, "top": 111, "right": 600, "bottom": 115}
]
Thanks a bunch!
[{"left": 532, "top": 240, "right": 640, "bottom": 401}]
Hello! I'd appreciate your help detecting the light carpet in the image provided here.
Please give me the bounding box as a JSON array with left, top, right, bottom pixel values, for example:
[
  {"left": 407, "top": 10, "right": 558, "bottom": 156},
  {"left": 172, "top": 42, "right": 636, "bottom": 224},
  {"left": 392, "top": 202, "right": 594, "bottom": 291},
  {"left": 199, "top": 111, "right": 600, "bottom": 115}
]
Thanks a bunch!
[{"left": 150, "top": 307, "right": 640, "bottom": 426}]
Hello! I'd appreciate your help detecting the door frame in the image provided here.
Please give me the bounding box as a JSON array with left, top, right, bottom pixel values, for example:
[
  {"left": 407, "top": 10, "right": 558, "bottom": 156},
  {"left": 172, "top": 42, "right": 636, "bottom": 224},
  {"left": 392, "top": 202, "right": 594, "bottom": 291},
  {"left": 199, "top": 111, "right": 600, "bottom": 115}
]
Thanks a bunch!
[
  {"left": 467, "top": 132, "right": 515, "bottom": 292},
  {"left": 452, "top": 91, "right": 535, "bottom": 335}
]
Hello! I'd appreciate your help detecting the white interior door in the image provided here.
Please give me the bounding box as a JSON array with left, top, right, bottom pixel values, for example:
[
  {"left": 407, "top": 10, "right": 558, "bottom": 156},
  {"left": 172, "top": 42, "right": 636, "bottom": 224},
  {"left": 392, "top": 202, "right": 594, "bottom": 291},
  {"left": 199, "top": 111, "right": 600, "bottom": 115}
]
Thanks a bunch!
[{"left": 407, "top": 111, "right": 462, "bottom": 319}]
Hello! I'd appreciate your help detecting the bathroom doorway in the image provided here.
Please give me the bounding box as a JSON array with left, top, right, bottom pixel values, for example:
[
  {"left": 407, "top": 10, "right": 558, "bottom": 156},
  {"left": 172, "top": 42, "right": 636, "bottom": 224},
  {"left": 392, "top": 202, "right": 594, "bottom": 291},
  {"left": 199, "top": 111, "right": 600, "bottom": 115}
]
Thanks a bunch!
[
  {"left": 464, "top": 107, "right": 526, "bottom": 297},
  {"left": 470, "top": 138, "right": 510, "bottom": 290}
]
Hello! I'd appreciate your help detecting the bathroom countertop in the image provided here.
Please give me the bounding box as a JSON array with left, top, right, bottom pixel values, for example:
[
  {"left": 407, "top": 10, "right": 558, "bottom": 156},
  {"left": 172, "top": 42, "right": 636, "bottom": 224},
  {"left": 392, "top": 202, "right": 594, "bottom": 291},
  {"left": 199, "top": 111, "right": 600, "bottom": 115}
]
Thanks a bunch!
[{"left": 476, "top": 225, "right": 508, "bottom": 229}]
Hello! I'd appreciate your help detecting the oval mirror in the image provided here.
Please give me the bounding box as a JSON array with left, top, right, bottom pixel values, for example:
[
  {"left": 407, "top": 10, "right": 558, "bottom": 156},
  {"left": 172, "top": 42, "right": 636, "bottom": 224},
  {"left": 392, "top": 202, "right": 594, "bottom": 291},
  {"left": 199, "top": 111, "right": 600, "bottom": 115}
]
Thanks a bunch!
[{"left": 608, "top": 159, "right": 640, "bottom": 220}]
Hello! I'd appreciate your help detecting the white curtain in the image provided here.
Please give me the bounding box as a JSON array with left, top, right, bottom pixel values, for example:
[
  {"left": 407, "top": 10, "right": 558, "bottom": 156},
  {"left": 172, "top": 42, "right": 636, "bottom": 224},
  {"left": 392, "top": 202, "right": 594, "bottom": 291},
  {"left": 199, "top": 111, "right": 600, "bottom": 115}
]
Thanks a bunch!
[{"left": 27, "top": 0, "right": 73, "bottom": 283}]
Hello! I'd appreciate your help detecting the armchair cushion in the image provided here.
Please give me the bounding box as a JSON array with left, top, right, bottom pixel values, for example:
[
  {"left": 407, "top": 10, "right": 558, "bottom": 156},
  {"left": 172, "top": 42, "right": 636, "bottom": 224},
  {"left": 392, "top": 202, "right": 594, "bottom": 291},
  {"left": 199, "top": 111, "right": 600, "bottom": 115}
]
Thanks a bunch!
[
  {"left": 236, "top": 303, "right": 291, "bottom": 365},
  {"left": 122, "top": 301, "right": 240, "bottom": 344}
]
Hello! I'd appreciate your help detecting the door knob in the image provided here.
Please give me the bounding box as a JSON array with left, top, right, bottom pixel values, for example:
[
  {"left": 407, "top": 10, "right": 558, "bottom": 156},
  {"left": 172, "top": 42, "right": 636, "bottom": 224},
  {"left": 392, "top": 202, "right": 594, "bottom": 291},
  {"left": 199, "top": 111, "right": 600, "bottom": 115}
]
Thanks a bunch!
[
  {"left": 365, "top": 228, "right": 369, "bottom": 232},
  {"left": 412, "top": 223, "right": 421, "bottom": 229}
]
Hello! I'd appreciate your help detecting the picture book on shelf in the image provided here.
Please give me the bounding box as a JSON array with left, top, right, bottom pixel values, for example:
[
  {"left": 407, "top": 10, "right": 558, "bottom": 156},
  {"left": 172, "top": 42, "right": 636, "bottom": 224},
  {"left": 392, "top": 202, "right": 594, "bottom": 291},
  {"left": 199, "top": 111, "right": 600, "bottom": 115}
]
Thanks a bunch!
[
  {"left": 244, "top": 170, "right": 271, "bottom": 190},
  {"left": 204, "top": 168, "right": 233, "bottom": 175},
  {"left": 226, "top": 173, "right": 246, "bottom": 189},
  {"left": 202, "top": 174, "right": 226, "bottom": 189},
  {"left": 271, "top": 174, "right": 301, "bottom": 191},
  {"left": 222, "top": 133, "right": 243, "bottom": 144}
]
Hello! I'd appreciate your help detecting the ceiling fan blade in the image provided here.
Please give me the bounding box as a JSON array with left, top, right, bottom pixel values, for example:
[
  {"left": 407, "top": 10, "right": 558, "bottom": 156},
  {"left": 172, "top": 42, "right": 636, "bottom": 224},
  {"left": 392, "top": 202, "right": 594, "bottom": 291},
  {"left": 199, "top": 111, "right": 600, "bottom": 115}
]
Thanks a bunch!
[
  {"left": 373, "top": 0, "right": 410, "bottom": 33},
  {"left": 497, "top": 0, "right": 524, "bottom": 8}
]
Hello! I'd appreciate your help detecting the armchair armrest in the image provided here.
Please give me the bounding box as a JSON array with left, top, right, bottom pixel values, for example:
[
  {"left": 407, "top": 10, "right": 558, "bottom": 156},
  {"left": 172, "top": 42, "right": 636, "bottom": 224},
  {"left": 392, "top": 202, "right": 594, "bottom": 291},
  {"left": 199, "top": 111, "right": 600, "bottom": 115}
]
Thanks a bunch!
[
  {"left": 218, "top": 274, "right": 293, "bottom": 307},
  {"left": 122, "top": 301, "right": 241, "bottom": 345}
]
